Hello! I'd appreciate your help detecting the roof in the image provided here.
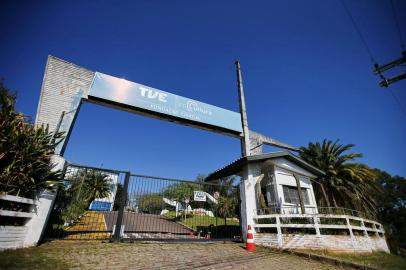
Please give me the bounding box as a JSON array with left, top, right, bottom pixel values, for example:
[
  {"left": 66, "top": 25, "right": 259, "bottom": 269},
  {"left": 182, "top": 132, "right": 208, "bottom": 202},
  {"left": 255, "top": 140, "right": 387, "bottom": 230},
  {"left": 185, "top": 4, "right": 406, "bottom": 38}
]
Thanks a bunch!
[{"left": 205, "top": 151, "right": 325, "bottom": 181}]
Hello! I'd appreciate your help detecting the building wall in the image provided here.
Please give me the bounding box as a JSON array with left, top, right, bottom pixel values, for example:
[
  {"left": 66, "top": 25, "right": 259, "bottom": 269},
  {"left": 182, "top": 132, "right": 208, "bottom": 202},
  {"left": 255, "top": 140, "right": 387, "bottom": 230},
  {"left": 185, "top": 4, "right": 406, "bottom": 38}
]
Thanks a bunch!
[
  {"left": 255, "top": 233, "right": 390, "bottom": 253},
  {"left": 273, "top": 164, "right": 318, "bottom": 213}
]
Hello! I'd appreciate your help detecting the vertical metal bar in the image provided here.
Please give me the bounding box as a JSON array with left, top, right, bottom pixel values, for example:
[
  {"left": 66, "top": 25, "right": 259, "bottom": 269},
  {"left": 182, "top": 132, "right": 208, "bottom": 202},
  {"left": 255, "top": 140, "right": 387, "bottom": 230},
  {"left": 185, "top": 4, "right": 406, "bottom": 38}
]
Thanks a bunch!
[{"left": 113, "top": 172, "right": 130, "bottom": 242}]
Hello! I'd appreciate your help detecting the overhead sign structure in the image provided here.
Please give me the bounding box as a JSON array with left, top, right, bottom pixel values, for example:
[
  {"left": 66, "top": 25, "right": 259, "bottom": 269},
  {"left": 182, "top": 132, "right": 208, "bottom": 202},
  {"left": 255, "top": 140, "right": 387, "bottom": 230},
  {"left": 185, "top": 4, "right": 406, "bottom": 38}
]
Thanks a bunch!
[{"left": 88, "top": 72, "right": 243, "bottom": 135}]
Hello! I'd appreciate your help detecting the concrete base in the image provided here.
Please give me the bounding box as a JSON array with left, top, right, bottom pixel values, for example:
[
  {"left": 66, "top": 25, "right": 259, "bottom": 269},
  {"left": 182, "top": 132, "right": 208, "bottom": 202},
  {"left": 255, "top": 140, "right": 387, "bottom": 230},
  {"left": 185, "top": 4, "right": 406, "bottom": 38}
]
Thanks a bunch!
[{"left": 255, "top": 233, "right": 390, "bottom": 253}]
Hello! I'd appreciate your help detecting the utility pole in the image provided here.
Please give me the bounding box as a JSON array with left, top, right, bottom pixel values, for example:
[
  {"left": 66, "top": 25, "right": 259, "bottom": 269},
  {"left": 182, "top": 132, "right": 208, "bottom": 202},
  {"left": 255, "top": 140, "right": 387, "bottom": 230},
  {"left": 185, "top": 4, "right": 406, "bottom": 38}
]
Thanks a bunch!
[{"left": 235, "top": 60, "right": 251, "bottom": 157}]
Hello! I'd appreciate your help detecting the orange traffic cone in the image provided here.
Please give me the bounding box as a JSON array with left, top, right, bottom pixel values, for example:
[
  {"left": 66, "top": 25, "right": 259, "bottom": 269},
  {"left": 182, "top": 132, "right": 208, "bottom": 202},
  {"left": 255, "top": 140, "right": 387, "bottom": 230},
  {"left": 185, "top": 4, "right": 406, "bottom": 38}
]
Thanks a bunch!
[{"left": 246, "top": 225, "right": 255, "bottom": 252}]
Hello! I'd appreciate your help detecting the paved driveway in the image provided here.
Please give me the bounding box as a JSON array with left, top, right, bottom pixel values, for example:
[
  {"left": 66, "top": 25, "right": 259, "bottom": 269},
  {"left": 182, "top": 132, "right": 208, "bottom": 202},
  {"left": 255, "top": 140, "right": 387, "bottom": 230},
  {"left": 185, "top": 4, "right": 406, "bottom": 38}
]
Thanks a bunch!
[
  {"left": 3, "top": 242, "right": 341, "bottom": 270},
  {"left": 104, "top": 212, "right": 192, "bottom": 234}
]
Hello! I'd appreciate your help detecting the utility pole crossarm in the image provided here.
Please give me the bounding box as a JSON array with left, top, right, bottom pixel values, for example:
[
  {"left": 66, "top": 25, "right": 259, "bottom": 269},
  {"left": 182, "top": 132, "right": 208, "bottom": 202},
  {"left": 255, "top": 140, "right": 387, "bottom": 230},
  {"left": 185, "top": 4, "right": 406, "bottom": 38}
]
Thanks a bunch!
[
  {"left": 374, "top": 51, "right": 406, "bottom": 88},
  {"left": 379, "top": 71, "right": 406, "bottom": 88},
  {"left": 373, "top": 51, "right": 406, "bottom": 74}
]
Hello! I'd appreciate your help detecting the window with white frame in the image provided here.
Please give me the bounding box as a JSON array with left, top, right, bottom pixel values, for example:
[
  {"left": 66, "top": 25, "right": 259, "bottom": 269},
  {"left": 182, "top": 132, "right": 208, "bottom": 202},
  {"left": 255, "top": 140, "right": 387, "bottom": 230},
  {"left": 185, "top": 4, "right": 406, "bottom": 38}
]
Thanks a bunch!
[{"left": 282, "top": 185, "right": 310, "bottom": 205}]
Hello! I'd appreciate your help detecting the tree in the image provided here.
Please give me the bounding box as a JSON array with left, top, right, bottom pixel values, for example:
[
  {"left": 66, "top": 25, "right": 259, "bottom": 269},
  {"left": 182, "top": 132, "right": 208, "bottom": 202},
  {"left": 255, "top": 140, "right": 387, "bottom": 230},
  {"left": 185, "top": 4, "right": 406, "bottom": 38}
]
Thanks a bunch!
[
  {"left": 67, "top": 169, "right": 112, "bottom": 206},
  {"left": 163, "top": 182, "right": 200, "bottom": 202},
  {"left": 83, "top": 170, "right": 112, "bottom": 204},
  {"left": 0, "top": 82, "right": 63, "bottom": 197},
  {"left": 374, "top": 169, "right": 406, "bottom": 255},
  {"left": 137, "top": 194, "right": 164, "bottom": 214},
  {"left": 299, "top": 139, "right": 380, "bottom": 217},
  {"left": 217, "top": 196, "right": 238, "bottom": 226}
]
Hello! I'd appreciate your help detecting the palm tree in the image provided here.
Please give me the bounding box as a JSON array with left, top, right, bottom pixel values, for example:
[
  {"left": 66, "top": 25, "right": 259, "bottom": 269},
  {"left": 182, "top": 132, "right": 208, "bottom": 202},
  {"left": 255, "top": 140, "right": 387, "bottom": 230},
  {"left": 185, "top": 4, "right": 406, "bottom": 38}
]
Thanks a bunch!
[
  {"left": 83, "top": 170, "right": 112, "bottom": 205},
  {"left": 299, "top": 139, "right": 380, "bottom": 217},
  {"left": 217, "top": 196, "right": 237, "bottom": 226}
]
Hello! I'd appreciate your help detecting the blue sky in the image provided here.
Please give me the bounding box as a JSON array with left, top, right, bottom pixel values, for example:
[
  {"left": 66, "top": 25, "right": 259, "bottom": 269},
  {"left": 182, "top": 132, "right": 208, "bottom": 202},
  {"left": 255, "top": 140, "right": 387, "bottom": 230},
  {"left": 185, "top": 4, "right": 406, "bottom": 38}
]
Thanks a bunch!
[{"left": 1, "top": 0, "right": 405, "bottom": 179}]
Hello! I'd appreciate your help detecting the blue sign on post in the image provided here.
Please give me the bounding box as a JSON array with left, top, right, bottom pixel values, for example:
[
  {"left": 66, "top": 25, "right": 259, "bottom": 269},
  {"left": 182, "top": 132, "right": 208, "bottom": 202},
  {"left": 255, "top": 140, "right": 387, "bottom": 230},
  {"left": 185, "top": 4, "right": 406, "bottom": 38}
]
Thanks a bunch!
[{"left": 88, "top": 72, "right": 243, "bottom": 134}]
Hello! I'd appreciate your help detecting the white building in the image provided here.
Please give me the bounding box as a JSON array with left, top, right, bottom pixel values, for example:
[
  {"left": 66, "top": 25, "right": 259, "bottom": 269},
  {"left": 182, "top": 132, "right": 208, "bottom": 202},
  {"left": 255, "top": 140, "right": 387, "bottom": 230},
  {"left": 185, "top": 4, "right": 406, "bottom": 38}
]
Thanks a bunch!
[
  {"left": 206, "top": 151, "right": 323, "bottom": 215},
  {"left": 206, "top": 151, "right": 390, "bottom": 253}
]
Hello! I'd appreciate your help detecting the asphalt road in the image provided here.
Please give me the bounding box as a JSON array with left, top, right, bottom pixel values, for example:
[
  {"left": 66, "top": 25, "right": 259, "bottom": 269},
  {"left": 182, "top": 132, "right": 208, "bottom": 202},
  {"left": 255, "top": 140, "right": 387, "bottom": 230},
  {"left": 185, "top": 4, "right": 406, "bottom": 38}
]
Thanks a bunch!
[{"left": 103, "top": 211, "right": 192, "bottom": 234}]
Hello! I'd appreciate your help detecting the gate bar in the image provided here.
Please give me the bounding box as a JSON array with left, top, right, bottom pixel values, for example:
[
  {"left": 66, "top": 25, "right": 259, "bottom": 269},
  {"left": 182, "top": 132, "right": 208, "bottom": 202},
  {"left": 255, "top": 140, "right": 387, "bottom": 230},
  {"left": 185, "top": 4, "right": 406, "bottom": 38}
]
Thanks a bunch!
[{"left": 113, "top": 171, "right": 130, "bottom": 242}]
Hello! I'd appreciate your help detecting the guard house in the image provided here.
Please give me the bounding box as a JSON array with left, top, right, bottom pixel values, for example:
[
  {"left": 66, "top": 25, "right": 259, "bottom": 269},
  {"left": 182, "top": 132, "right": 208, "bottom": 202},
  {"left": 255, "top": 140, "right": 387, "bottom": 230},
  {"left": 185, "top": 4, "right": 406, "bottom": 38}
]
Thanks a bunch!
[
  {"left": 206, "top": 151, "right": 390, "bottom": 253},
  {"left": 206, "top": 151, "right": 324, "bottom": 215}
]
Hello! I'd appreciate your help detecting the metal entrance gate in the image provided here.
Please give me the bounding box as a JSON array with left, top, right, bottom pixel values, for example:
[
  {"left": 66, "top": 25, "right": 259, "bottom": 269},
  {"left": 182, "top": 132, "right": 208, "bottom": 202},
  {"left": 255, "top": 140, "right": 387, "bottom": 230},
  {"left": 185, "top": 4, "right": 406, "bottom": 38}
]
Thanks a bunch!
[{"left": 44, "top": 163, "right": 241, "bottom": 242}]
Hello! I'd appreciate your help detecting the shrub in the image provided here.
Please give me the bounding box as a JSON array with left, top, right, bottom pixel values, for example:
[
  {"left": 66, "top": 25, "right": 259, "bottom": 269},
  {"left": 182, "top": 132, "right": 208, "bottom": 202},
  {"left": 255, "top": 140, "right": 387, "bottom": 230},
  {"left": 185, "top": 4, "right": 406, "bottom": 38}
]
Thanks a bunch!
[{"left": 0, "top": 83, "right": 63, "bottom": 198}]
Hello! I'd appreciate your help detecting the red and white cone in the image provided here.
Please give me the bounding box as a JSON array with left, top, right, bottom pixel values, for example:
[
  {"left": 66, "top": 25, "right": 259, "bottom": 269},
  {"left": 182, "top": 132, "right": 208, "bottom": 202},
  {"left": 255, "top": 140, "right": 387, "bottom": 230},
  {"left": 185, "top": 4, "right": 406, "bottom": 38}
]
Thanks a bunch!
[{"left": 246, "top": 225, "right": 255, "bottom": 252}]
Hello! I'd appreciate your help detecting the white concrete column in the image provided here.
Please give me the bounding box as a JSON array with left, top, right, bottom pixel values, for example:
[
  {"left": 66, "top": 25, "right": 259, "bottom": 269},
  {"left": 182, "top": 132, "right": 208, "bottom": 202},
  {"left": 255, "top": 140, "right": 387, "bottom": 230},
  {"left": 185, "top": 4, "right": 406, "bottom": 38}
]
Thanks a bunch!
[
  {"left": 240, "top": 163, "right": 260, "bottom": 241},
  {"left": 372, "top": 223, "right": 380, "bottom": 237},
  {"left": 313, "top": 216, "right": 321, "bottom": 236},
  {"left": 276, "top": 216, "right": 283, "bottom": 248},
  {"left": 346, "top": 217, "right": 355, "bottom": 239},
  {"left": 23, "top": 155, "right": 65, "bottom": 247},
  {"left": 360, "top": 220, "right": 369, "bottom": 238}
]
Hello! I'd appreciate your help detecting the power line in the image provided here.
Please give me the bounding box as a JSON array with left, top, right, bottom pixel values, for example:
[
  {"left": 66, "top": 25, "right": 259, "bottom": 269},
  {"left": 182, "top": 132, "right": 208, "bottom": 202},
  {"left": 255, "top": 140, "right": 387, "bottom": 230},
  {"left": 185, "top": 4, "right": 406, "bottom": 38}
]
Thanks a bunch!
[
  {"left": 339, "top": 0, "right": 377, "bottom": 64},
  {"left": 389, "top": 89, "right": 406, "bottom": 118},
  {"left": 390, "top": 0, "right": 405, "bottom": 51}
]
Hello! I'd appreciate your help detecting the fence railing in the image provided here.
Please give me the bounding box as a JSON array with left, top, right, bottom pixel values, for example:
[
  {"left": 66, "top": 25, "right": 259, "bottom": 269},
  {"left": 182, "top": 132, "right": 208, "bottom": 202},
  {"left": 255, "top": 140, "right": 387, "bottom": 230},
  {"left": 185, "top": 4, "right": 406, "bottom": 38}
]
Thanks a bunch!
[
  {"left": 255, "top": 206, "right": 375, "bottom": 220},
  {"left": 253, "top": 207, "right": 385, "bottom": 239}
]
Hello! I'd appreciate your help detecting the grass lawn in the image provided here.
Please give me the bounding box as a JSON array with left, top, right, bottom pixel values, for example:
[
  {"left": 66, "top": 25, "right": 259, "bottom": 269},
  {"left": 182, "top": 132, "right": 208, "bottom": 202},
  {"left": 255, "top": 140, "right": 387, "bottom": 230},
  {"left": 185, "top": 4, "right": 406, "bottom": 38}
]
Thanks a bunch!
[
  {"left": 0, "top": 246, "right": 68, "bottom": 270},
  {"left": 164, "top": 210, "right": 239, "bottom": 230},
  {"left": 295, "top": 249, "right": 406, "bottom": 270}
]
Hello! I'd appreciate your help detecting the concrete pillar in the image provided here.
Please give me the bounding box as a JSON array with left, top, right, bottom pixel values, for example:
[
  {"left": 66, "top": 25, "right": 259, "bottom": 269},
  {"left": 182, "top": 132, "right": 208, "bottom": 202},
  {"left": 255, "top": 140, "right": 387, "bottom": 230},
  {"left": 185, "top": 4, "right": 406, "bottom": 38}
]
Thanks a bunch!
[
  {"left": 361, "top": 220, "right": 369, "bottom": 238},
  {"left": 313, "top": 216, "right": 321, "bottom": 236},
  {"left": 240, "top": 163, "right": 260, "bottom": 241},
  {"left": 23, "top": 155, "right": 65, "bottom": 247},
  {"left": 276, "top": 216, "right": 283, "bottom": 248}
]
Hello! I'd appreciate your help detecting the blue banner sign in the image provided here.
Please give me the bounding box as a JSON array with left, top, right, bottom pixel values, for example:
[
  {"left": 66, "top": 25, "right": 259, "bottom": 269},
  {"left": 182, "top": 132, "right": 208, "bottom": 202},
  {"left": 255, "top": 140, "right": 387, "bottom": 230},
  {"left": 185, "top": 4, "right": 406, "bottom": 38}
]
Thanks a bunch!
[{"left": 88, "top": 72, "right": 243, "bottom": 134}]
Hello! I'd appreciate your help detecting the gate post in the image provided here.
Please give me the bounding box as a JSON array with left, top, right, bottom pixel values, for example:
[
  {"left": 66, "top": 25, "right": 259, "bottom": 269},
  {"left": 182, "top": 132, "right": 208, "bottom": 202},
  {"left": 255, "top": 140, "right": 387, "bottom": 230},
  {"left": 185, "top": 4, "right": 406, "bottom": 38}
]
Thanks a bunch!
[{"left": 113, "top": 172, "right": 130, "bottom": 242}]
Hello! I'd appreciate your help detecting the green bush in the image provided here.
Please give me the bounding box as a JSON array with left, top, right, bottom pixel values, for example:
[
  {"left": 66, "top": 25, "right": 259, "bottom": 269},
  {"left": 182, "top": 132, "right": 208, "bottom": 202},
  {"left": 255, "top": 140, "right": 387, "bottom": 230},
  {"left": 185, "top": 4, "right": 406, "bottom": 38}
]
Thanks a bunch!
[{"left": 0, "top": 83, "right": 63, "bottom": 198}]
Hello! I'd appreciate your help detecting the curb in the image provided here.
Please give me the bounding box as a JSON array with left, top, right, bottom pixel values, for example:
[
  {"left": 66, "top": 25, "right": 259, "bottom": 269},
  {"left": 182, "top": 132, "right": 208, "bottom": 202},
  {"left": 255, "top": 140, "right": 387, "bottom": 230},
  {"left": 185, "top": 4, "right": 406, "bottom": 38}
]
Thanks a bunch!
[{"left": 283, "top": 249, "right": 381, "bottom": 270}]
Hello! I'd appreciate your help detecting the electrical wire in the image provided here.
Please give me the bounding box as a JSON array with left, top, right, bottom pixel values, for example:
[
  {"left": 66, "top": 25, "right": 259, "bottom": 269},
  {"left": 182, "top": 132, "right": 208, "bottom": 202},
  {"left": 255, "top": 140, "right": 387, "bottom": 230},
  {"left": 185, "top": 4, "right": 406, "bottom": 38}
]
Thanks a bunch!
[
  {"left": 389, "top": 89, "right": 406, "bottom": 118},
  {"left": 339, "top": 0, "right": 377, "bottom": 64},
  {"left": 390, "top": 0, "right": 405, "bottom": 51}
]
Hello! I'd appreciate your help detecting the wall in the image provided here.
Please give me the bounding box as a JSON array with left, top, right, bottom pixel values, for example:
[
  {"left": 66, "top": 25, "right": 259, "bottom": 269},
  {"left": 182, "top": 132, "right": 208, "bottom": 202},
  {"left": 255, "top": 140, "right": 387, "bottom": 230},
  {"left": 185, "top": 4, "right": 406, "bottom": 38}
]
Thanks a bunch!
[
  {"left": 255, "top": 233, "right": 390, "bottom": 253},
  {"left": 35, "top": 55, "right": 95, "bottom": 154},
  {"left": 274, "top": 164, "right": 318, "bottom": 213},
  {"left": 0, "top": 226, "right": 28, "bottom": 250},
  {"left": 0, "top": 195, "right": 35, "bottom": 250}
]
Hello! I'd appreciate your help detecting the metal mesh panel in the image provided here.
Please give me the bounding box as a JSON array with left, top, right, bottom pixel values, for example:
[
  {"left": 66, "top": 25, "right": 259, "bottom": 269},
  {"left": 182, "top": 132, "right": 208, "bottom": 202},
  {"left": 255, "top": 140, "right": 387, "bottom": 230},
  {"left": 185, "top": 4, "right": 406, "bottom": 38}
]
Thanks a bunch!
[{"left": 44, "top": 164, "right": 241, "bottom": 242}]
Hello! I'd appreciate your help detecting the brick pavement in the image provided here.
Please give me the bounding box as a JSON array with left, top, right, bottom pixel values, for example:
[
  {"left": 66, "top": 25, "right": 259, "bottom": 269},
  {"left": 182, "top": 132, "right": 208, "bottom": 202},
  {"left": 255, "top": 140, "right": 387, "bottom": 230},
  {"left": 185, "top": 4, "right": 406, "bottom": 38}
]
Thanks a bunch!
[{"left": 31, "top": 242, "right": 342, "bottom": 270}]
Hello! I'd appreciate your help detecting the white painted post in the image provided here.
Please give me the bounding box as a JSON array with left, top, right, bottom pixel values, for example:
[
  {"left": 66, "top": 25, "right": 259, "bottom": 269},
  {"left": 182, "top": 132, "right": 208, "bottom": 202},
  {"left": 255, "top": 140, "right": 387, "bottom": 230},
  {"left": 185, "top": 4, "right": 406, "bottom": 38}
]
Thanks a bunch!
[
  {"left": 372, "top": 223, "right": 380, "bottom": 237},
  {"left": 313, "top": 216, "right": 321, "bottom": 236},
  {"left": 361, "top": 219, "right": 369, "bottom": 238},
  {"left": 276, "top": 216, "right": 283, "bottom": 248},
  {"left": 345, "top": 217, "right": 355, "bottom": 239},
  {"left": 239, "top": 164, "right": 258, "bottom": 241},
  {"left": 23, "top": 155, "right": 65, "bottom": 247}
]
